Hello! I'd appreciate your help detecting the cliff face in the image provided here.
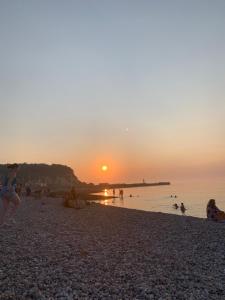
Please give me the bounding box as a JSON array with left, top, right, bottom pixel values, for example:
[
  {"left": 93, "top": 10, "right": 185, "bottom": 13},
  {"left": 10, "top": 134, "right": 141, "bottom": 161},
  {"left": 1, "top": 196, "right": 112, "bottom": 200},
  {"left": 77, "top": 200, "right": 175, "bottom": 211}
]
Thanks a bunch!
[{"left": 0, "top": 163, "right": 82, "bottom": 189}]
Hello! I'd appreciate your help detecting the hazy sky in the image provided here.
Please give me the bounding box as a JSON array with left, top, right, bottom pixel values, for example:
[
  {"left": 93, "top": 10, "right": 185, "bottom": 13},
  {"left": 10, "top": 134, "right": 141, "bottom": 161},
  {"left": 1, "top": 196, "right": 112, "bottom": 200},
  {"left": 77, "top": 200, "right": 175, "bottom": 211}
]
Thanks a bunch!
[{"left": 0, "top": 0, "right": 225, "bottom": 183}]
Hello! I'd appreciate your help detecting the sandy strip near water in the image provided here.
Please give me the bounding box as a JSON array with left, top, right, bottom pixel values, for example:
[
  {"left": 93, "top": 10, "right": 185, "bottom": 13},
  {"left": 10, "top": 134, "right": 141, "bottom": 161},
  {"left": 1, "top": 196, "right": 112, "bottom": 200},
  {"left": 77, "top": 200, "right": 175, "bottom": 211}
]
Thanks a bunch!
[{"left": 0, "top": 197, "right": 225, "bottom": 299}]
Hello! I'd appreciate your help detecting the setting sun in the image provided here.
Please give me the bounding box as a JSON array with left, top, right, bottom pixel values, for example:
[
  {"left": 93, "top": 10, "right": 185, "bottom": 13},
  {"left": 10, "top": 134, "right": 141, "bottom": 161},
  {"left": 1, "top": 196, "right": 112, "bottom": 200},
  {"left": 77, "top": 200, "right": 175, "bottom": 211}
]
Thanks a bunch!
[{"left": 101, "top": 165, "right": 108, "bottom": 172}]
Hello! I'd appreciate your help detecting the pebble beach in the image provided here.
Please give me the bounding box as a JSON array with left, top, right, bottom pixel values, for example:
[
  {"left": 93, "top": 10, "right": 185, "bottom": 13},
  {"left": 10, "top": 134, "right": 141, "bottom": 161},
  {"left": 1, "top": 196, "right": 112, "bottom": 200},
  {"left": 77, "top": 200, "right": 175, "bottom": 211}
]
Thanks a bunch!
[{"left": 1, "top": 197, "right": 225, "bottom": 299}]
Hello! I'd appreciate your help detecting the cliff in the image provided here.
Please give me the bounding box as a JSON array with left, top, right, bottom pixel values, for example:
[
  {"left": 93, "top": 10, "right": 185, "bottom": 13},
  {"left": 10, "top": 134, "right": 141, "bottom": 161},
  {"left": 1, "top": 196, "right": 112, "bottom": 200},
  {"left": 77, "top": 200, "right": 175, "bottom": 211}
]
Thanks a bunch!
[{"left": 0, "top": 163, "right": 84, "bottom": 189}]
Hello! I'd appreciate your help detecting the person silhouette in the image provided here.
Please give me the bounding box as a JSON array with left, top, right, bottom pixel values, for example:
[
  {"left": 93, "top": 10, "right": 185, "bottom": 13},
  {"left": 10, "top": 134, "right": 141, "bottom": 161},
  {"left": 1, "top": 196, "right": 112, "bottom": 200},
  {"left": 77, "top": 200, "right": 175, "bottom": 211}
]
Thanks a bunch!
[
  {"left": 0, "top": 164, "right": 21, "bottom": 226},
  {"left": 173, "top": 203, "right": 179, "bottom": 209},
  {"left": 207, "top": 199, "right": 225, "bottom": 222},
  {"left": 180, "top": 203, "right": 186, "bottom": 214},
  {"left": 119, "top": 189, "right": 124, "bottom": 199}
]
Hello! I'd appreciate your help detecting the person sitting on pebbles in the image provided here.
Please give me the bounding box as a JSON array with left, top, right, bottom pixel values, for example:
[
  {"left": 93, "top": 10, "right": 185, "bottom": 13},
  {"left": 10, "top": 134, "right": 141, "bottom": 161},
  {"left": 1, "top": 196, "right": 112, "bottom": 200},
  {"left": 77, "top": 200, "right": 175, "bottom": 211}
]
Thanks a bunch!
[{"left": 207, "top": 199, "right": 225, "bottom": 222}]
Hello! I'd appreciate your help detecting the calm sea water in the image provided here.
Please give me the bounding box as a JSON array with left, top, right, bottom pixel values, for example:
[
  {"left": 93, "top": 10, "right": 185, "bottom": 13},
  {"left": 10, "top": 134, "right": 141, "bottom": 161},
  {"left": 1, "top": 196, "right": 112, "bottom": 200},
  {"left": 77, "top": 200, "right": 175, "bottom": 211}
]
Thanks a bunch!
[{"left": 95, "top": 179, "right": 225, "bottom": 218}]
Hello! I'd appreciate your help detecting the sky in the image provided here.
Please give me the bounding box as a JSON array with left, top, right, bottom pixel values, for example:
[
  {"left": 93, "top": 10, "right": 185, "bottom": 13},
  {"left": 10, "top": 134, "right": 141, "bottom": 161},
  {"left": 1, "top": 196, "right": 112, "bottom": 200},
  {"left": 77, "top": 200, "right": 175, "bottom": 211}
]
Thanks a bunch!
[{"left": 0, "top": 0, "right": 225, "bottom": 183}]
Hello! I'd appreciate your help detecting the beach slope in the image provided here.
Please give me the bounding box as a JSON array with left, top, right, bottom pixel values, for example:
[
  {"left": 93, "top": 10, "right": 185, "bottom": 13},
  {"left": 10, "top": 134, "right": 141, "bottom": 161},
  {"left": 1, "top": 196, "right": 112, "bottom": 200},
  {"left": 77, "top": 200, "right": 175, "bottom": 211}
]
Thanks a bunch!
[{"left": 0, "top": 198, "right": 225, "bottom": 299}]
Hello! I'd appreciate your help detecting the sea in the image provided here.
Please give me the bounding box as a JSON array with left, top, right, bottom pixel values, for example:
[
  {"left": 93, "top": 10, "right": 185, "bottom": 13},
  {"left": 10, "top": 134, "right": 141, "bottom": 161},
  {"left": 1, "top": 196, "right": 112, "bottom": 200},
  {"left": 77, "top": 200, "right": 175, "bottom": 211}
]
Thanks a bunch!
[{"left": 95, "top": 179, "right": 225, "bottom": 218}]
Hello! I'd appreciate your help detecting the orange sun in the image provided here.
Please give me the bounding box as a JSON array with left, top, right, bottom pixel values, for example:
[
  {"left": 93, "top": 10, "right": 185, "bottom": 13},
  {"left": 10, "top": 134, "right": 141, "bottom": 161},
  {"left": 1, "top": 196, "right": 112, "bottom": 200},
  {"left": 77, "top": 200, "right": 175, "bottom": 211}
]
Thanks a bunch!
[{"left": 101, "top": 165, "right": 108, "bottom": 172}]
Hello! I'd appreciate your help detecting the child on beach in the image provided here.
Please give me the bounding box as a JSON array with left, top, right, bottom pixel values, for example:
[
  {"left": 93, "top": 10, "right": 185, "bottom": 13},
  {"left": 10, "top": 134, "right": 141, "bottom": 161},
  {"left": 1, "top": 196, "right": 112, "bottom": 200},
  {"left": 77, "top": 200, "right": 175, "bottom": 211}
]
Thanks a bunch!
[{"left": 0, "top": 163, "right": 21, "bottom": 226}]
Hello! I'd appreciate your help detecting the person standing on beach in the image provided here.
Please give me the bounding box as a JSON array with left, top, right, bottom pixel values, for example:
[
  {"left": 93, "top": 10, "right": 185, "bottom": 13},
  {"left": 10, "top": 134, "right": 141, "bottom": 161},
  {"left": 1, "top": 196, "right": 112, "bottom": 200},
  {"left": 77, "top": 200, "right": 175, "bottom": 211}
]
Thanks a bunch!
[
  {"left": 119, "top": 189, "right": 124, "bottom": 199},
  {"left": 0, "top": 163, "right": 21, "bottom": 226}
]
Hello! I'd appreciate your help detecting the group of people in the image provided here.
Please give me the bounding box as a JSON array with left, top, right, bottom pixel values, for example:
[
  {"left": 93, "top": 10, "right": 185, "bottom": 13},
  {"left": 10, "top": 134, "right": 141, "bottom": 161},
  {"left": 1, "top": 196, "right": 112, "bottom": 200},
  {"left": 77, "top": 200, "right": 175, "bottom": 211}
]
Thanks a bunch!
[
  {"left": 173, "top": 202, "right": 186, "bottom": 214},
  {"left": 172, "top": 199, "right": 225, "bottom": 222}
]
